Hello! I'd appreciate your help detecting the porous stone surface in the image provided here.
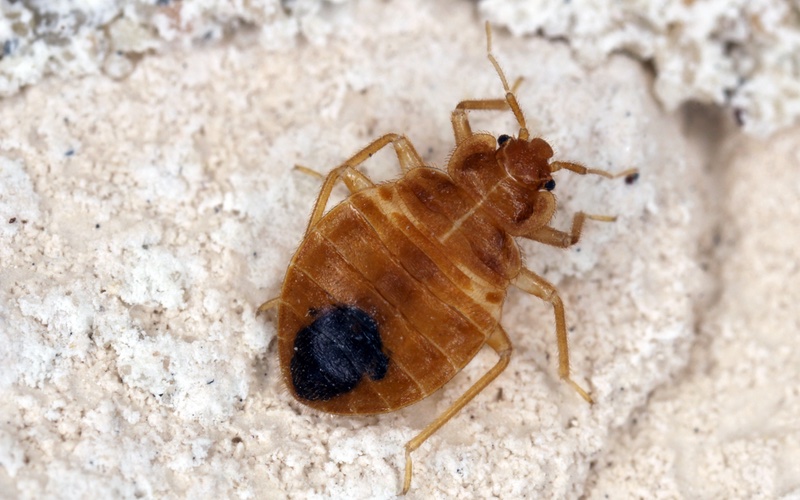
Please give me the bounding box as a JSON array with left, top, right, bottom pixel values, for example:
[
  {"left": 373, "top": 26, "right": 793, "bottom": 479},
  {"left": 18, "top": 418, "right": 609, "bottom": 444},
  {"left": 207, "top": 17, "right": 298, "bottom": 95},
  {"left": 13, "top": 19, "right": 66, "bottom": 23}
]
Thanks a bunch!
[
  {"left": 0, "top": 1, "right": 796, "bottom": 498},
  {"left": 481, "top": 0, "right": 800, "bottom": 136}
]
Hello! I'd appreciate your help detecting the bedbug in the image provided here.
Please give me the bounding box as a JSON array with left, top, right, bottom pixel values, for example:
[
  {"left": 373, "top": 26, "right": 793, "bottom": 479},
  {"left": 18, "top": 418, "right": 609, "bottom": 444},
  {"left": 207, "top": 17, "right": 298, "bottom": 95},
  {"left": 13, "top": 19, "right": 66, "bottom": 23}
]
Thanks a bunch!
[{"left": 259, "top": 22, "right": 636, "bottom": 494}]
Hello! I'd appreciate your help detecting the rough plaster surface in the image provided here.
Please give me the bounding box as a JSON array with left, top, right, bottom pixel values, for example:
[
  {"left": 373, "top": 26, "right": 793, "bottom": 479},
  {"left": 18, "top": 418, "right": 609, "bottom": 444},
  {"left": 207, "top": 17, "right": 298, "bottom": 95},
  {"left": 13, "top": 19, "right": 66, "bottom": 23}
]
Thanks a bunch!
[
  {"left": 2, "top": 1, "right": 799, "bottom": 135},
  {"left": 0, "top": 0, "right": 796, "bottom": 498},
  {"left": 481, "top": 0, "right": 800, "bottom": 136},
  {"left": 585, "top": 129, "right": 800, "bottom": 500}
]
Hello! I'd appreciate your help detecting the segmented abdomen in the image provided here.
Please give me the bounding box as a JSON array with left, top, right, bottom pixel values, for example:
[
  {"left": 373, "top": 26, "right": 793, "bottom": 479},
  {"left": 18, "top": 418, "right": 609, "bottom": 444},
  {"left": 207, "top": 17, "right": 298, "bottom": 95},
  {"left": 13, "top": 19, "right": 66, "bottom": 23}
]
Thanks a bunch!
[{"left": 278, "top": 167, "right": 520, "bottom": 414}]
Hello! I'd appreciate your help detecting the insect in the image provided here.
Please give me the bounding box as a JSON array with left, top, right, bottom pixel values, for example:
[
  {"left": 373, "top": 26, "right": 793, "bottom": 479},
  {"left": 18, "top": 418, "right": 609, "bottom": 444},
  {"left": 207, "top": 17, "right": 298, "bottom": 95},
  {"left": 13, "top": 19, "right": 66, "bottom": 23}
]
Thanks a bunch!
[{"left": 259, "top": 22, "right": 636, "bottom": 495}]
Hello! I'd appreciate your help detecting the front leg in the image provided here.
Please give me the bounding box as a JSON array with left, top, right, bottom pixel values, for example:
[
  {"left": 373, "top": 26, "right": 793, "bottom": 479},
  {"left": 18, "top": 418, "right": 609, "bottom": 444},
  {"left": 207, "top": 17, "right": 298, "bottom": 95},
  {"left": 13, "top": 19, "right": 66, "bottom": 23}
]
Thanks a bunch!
[
  {"left": 450, "top": 77, "right": 523, "bottom": 144},
  {"left": 525, "top": 212, "right": 617, "bottom": 248},
  {"left": 526, "top": 164, "right": 637, "bottom": 247},
  {"left": 450, "top": 23, "right": 533, "bottom": 143}
]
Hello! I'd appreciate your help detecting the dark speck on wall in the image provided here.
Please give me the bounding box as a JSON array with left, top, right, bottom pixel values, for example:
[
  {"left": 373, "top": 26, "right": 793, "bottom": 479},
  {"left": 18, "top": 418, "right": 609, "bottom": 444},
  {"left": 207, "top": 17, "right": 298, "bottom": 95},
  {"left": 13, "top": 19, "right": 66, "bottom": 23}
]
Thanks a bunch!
[{"left": 3, "top": 39, "right": 18, "bottom": 57}]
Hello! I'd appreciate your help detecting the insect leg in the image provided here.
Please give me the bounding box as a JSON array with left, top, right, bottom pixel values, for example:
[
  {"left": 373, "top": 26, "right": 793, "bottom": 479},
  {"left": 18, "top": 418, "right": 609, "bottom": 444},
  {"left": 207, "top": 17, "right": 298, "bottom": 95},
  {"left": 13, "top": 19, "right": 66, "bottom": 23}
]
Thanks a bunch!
[
  {"left": 512, "top": 268, "right": 593, "bottom": 404},
  {"left": 342, "top": 133, "right": 424, "bottom": 175},
  {"left": 524, "top": 212, "right": 618, "bottom": 248},
  {"left": 525, "top": 161, "right": 637, "bottom": 247},
  {"left": 450, "top": 21, "right": 525, "bottom": 145},
  {"left": 304, "top": 134, "right": 425, "bottom": 236},
  {"left": 450, "top": 77, "right": 523, "bottom": 144},
  {"left": 451, "top": 99, "right": 505, "bottom": 143},
  {"left": 256, "top": 297, "right": 281, "bottom": 316},
  {"left": 401, "top": 326, "right": 512, "bottom": 495}
]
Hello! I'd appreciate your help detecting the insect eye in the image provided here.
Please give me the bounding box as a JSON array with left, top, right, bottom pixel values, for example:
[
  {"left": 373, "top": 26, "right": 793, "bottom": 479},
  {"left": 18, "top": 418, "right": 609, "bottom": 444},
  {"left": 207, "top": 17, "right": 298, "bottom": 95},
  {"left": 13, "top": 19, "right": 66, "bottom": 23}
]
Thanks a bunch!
[
  {"left": 544, "top": 179, "right": 556, "bottom": 191},
  {"left": 497, "top": 134, "right": 511, "bottom": 146}
]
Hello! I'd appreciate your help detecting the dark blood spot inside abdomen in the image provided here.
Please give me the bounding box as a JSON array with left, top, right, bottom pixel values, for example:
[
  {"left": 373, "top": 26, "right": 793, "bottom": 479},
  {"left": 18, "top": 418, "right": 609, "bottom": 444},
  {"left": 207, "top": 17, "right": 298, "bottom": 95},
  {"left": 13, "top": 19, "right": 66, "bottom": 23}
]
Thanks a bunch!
[{"left": 291, "top": 305, "right": 389, "bottom": 401}]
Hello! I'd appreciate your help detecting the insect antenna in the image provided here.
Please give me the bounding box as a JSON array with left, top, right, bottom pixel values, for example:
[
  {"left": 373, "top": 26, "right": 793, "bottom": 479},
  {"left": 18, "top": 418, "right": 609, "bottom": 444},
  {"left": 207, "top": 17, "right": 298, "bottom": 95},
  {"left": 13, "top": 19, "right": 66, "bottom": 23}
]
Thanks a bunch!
[{"left": 485, "top": 21, "right": 530, "bottom": 141}]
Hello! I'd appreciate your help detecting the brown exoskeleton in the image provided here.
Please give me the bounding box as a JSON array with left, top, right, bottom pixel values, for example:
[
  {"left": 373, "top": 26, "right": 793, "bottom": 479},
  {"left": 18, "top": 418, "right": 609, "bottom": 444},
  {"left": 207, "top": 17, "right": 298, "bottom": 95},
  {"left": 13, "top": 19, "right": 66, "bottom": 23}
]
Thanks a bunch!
[{"left": 259, "top": 22, "right": 636, "bottom": 495}]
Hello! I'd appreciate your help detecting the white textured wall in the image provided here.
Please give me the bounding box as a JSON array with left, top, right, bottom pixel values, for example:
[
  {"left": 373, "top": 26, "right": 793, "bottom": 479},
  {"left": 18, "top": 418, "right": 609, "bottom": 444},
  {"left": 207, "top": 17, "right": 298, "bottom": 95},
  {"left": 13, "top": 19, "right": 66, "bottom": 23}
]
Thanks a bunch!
[{"left": 1, "top": 1, "right": 798, "bottom": 498}]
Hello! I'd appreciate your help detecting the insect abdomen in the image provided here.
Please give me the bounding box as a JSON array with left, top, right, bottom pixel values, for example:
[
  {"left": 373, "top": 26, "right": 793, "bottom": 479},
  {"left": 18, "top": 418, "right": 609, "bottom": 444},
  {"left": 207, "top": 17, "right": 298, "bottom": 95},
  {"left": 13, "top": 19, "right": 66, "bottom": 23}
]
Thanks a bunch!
[
  {"left": 279, "top": 171, "right": 517, "bottom": 414},
  {"left": 290, "top": 305, "right": 389, "bottom": 401}
]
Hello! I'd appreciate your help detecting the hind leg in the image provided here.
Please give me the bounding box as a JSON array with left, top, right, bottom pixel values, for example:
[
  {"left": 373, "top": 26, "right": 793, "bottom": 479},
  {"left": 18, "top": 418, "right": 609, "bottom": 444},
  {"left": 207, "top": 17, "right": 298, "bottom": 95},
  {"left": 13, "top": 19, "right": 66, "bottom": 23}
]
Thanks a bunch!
[{"left": 401, "top": 326, "right": 512, "bottom": 494}]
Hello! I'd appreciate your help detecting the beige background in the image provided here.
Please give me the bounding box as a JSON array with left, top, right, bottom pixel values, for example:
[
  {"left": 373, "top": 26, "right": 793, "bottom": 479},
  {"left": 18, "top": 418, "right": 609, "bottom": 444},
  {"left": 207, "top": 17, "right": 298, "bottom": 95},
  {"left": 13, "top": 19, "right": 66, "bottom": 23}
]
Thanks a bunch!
[{"left": 1, "top": 1, "right": 798, "bottom": 498}]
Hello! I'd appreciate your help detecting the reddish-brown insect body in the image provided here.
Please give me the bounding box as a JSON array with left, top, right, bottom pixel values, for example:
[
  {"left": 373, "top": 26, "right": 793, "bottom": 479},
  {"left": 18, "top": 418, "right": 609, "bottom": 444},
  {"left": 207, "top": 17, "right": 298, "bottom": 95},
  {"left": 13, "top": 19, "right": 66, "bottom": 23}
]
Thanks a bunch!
[{"left": 259, "top": 23, "right": 636, "bottom": 494}]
